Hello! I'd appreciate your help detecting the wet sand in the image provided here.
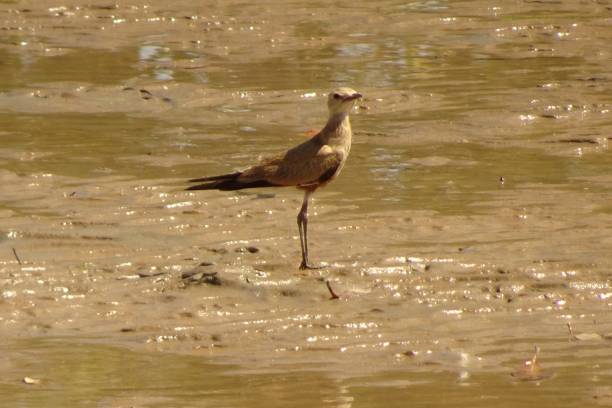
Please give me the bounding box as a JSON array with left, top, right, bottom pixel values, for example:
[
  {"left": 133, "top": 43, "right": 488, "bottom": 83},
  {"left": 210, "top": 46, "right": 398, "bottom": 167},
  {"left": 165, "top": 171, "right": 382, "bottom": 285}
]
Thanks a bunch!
[{"left": 2, "top": 0, "right": 612, "bottom": 406}]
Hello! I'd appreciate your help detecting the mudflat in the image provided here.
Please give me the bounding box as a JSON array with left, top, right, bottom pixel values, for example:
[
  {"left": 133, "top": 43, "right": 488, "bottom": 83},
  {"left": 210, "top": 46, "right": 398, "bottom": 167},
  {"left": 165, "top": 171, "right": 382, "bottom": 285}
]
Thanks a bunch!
[{"left": 1, "top": 1, "right": 612, "bottom": 406}]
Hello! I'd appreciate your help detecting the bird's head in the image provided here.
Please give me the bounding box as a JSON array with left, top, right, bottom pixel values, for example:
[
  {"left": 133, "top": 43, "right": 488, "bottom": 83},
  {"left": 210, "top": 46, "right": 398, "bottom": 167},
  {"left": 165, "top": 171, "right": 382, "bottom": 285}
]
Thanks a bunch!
[{"left": 327, "top": 87, "right": 362, "bottom": 116}]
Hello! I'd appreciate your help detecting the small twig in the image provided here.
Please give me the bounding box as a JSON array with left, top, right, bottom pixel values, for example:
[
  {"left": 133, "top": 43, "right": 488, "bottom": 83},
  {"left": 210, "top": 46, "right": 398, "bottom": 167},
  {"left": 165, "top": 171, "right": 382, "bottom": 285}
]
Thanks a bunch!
[
  {"left": 567, "top": 322, "right": 577, "bottom": 341},
  {"left": 12, "top": 248, "right": 22, "bottom": 265},
  {"left": 532, "top": 345, "right": 540, "bottom": 365},
  {"left": 137, "top": 272, "right": 167, "bottom": 278},
  {"left": 326, "top": 280, "right": 340, "bottom": 300}
]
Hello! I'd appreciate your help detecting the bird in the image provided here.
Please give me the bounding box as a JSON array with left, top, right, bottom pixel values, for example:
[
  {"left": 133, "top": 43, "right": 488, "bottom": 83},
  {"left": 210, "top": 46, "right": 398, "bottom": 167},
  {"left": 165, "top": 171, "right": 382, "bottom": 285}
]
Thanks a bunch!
[{"left": 186, "top": 87, "right": 362, "bottom": 269}]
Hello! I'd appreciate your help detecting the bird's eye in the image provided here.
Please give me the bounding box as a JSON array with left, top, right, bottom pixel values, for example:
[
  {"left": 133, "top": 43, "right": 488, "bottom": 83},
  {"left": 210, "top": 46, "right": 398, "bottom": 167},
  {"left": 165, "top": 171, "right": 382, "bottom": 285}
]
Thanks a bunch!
[{"left": 332, "top": 93, "right": 341, "bottom": 100}]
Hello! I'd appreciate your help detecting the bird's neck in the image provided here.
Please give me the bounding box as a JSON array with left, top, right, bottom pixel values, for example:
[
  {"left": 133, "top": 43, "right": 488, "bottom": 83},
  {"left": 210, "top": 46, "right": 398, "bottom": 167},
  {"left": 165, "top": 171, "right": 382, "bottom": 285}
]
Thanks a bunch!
[{"left": 320, "top": 112, "right": 351, "bottom": 145}]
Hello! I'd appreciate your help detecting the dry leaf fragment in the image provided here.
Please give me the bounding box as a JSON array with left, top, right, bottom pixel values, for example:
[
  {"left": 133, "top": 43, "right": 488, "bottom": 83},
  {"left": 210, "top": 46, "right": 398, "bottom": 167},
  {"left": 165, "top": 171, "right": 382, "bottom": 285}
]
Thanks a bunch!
[
  {"left": 23, "top": 377, "right": 41, "bottom": 385},
  {"left": 511, "top": 346, "right": 553, "bottom": 381},
  {"left": 575, "top": 333, "right": 603, "bottom": 341},
  {"left": 567, "top": 322, "right": 603, "bottom": 341}
]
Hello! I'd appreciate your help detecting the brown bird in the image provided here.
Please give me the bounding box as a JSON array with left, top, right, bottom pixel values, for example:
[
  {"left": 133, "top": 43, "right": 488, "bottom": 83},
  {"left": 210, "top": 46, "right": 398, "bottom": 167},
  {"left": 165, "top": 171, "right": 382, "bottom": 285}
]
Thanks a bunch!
[{"left": 187, "top": 87, "right": 362, "bottom": 269}]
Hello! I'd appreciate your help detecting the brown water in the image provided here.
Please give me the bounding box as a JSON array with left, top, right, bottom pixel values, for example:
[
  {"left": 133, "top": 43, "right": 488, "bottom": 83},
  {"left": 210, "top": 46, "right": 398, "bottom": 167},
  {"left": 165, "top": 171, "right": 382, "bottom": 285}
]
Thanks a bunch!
[{"left": 1, "top": 0, "right": 612, "bottom": 406}]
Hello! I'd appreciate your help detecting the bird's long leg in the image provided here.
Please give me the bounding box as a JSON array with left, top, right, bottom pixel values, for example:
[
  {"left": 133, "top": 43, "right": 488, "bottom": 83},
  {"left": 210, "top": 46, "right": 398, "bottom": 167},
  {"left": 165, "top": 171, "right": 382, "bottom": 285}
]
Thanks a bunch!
[
  {"left": 298, "top": 190, "right": 321, "bottom": 270},
  {"left": 297, "top": 190, "right": 309, "bottom": 268},
  {"left": 298, "top": 200, "right": 306, "bottom": 265}
]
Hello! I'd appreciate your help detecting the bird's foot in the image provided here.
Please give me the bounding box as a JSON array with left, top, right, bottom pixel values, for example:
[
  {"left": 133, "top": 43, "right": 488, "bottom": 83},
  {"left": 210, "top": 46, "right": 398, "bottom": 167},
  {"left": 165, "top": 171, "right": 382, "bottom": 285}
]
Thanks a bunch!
[{"left": 299, "top": 261, "right": 324, "bottom": 270}]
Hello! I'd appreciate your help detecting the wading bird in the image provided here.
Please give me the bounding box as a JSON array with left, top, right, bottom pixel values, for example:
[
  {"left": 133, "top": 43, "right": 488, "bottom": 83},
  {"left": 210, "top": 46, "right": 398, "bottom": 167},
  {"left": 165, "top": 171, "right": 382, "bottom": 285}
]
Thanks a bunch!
[{"left": 187, "top": 87, "right": 362, "bottom": 269}]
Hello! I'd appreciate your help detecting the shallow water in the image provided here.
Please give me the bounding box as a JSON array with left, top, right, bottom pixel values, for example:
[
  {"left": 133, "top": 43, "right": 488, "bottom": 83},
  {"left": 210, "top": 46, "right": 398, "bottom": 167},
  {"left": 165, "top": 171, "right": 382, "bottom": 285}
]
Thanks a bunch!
[
  {"left": 3, "top": 337, "right": 612, "bottom": 407},
  {"left": 1, "top": 0, "right": 612, "bottom": 406}
]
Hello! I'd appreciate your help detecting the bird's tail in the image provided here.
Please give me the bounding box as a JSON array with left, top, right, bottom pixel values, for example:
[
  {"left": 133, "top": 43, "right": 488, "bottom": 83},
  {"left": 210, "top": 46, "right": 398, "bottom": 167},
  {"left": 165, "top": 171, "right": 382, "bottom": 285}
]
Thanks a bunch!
[{"left": 186, "top": 171, "right": 278, "bottom": 191}]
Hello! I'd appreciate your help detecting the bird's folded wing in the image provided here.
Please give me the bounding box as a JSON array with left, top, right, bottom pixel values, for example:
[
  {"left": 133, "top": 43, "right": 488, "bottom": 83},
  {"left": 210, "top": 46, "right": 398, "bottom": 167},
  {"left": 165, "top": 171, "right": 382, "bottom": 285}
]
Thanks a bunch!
[{"left": 240, "top": 145, "right": 343, "bottom": 187}]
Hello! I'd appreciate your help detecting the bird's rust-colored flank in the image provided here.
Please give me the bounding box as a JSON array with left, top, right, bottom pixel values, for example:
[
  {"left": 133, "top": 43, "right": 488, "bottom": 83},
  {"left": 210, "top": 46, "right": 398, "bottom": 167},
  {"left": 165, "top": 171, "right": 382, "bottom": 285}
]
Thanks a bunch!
[{"left": 187, "top": 87, "right": 362, "bottom": 269}]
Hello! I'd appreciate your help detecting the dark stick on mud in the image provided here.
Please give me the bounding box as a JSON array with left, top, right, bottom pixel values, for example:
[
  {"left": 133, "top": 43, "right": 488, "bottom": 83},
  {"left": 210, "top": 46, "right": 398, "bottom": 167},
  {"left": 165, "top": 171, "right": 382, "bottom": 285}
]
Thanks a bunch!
[
  {"left": 326, "top": 280, "right": 340, "bottom": 300},
  {"left": 12, "top": 247, "right": 22, "bottom": 265}
]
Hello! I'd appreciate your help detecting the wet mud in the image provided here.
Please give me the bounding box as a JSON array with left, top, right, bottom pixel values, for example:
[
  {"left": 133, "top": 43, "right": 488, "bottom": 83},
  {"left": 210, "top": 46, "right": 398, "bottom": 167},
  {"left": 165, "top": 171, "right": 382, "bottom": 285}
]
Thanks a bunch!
[{"left": 1, "top": 0, "right": 612, "bottom": 406}]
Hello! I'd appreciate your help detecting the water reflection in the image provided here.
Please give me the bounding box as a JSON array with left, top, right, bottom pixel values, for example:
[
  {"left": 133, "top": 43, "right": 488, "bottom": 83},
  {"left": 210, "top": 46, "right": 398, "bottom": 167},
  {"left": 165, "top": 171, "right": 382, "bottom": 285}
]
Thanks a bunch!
[{"left": 139, "top": 45, "right": 175, "bottom": 81}]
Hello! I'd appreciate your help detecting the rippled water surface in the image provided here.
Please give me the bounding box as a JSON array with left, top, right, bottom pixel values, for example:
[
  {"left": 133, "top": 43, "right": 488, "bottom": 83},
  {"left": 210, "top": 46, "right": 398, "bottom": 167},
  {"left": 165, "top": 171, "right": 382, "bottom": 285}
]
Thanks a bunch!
[{"left": 1, "top": 0, "right": 612, "bottom": 406}]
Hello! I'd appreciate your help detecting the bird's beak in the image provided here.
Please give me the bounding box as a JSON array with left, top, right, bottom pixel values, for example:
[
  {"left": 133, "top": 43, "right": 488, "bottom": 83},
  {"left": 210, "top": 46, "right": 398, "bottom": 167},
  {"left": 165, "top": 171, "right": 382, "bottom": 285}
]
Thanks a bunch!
[{"left": 344, "top": 93, "right": 362, "bottom": 101}]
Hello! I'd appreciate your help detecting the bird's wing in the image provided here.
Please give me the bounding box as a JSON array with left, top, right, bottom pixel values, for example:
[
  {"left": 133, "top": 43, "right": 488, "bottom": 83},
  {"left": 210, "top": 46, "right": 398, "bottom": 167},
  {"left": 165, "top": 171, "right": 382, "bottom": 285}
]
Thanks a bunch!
[
  {"left": 239, "top": 143, "right": 344, "bottom": 187},
  {"left": 292, "top": 145, "right": 344, "bottom": 188}
]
